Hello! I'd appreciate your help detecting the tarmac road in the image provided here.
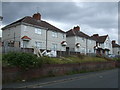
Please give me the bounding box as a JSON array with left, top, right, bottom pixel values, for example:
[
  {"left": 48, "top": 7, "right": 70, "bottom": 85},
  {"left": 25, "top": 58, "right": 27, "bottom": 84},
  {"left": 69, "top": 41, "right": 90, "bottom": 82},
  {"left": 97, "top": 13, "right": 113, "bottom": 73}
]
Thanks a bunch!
[{"left": 36, "top": 68, "right": 118, "bottom": 88}]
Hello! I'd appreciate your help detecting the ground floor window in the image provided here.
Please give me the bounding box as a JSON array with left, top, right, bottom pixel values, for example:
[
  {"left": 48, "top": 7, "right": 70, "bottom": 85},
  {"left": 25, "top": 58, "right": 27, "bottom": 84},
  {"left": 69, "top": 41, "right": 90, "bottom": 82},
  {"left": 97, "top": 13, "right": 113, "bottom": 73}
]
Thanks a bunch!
[
  {"left": 88, "top": 49, "right": 91, "bottom": 53},
  {"left": 52, "top": 43, "right": 57, "bottom": 50},
  {"left": 81, "top": 47, "right": 85, "bottom": 53},
  {"left": 8, "top": 42, "right": 14, "bottom": 47},
  {"left": 35, "top": 41, "right": 42, "bottom": 49}
]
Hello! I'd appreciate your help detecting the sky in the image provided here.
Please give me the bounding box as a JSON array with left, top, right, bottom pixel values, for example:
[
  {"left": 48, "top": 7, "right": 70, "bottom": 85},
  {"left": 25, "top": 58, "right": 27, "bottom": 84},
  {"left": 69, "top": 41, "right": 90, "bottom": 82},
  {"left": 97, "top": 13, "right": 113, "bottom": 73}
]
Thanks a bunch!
[{"left": 0, "top": 2, "right": 119, "bottom": 44}]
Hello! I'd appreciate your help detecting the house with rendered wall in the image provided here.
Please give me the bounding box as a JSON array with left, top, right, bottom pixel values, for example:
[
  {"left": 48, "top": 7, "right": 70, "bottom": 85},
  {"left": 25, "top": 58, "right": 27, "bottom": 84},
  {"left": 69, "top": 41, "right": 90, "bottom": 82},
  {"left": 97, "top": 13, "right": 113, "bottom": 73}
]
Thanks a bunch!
[
  {"left": 66, "top": 26, "right": 96, "bottom": 55},
  {"left": 112, "top": 40, "right": 120, "bottom": 55},
  {"left": 91, "top": 34, "right": 112, "bottom": 55},
  {"left": 2, "top": 13, "right": 67, "bottom": 54}
]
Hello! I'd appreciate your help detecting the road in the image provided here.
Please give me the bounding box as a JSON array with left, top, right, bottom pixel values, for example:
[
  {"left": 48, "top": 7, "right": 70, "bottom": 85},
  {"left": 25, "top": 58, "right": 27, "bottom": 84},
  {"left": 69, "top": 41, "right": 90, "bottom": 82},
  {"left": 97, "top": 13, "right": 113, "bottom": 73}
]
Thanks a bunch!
[
  {"left": 31, "top": 69, "right": 119, "bottom": 88},
  {"left": 3, "top": 68, "right": 119, "bottom": 88}
]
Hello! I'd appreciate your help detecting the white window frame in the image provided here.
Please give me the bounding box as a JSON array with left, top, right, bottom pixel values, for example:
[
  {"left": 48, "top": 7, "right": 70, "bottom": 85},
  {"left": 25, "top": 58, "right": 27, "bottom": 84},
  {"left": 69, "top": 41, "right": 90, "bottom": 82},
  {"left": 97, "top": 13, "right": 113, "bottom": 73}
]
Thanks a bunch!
[
  {"left": 35, "top": 41, "right": 42, "bottom": 48},
  {"left": 52, "top": 31, "right": 58, "bottom": 38},
  {"left": 89, "top": 40, "right": 91, "bottom": 44},
  {"left": 35, "top": 28, "right": 42, "bottom": 35},
  {"left": 52, "top": 43, "right": 57, "bottom": 50},
  {"left": 24, "top": 26, "right": 27, "bottom": 31},
  {"left": 82, "top": 38, "right": 85, "bottom": 42},
  {"left": 81, "top": 47, "right": 85, "bottom": 53},
  {"left": 89, "top": 49, "right": 91, "bottom": 53},
  {"left": 62, "top": 34, "right": 65, "bottom": 39},
  {"left": 76, "top": 37, "right": 78, "bottom": 41}
]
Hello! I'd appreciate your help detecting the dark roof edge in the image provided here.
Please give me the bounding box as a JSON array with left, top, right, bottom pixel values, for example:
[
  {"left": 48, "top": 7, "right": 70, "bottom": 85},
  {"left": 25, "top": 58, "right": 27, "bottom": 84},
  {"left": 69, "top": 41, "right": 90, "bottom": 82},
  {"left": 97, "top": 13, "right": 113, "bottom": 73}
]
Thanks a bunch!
[
  {"left": 2, "top": 16, "right": 65, "bottom": 33},
  {"left": 2, "top": 22, "right": 21, "bottom": 30}
]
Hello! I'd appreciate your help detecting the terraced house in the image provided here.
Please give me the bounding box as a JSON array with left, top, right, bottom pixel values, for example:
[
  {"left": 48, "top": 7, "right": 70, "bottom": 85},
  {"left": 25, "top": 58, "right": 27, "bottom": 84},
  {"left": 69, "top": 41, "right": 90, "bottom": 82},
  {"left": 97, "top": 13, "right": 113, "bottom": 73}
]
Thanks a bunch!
[
  {"left": 66, "top": 26, "right": 96, "bottom": 55},
  {"left": 2, "top": 13, "right": 67, "bottom": 53},
  {"left": 91, "top": 34, "right": 112, "bottom": 55},
  {"left": 112, "top": 40, "right": 120, "bottom": 55}
]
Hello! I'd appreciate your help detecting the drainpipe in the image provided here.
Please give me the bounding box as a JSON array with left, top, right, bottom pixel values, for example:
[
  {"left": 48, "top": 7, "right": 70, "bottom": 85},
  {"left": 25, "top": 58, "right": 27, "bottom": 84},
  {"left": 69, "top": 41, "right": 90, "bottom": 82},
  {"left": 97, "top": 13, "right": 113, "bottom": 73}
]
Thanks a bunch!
[{"left": 46, "top": 28, "right": 48, "bottom": 51}]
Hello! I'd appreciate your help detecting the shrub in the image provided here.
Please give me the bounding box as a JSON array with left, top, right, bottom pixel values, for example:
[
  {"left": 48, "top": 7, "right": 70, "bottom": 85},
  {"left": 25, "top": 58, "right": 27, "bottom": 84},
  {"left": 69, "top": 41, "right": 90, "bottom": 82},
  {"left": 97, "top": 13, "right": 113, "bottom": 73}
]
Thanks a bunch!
[{"left": 3, "top": 52, "right": 37, "bottom": 70}]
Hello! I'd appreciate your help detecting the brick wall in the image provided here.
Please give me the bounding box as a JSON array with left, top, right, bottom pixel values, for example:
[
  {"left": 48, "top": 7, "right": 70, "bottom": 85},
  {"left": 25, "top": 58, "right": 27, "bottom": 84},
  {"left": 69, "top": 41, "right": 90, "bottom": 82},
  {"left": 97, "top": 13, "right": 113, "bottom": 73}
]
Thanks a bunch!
[{"left": 2, "top": 61, "right": 116, "bottom": 83}]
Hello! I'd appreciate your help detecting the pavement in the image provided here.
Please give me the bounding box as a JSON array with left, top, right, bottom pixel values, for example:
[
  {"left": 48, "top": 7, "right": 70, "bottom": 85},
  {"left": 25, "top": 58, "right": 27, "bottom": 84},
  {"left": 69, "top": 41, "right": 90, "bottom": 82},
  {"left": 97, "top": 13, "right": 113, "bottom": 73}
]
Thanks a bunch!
[{"left": 2, "top": 68, "right": 119, "bottom": 88}]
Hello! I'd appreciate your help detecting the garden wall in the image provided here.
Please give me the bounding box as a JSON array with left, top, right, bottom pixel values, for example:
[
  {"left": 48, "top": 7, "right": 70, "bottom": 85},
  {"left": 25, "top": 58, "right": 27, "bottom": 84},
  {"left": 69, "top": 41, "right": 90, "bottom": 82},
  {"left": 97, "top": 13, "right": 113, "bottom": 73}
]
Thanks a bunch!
[{"left": 2, "top": 61, "right": 116, "bottom": 83}]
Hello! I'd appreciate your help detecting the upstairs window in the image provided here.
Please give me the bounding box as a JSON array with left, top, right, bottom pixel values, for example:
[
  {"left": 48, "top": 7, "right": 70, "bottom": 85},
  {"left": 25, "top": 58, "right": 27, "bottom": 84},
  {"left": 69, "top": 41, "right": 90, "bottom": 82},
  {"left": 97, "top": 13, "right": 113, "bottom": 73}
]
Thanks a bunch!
[
  {"left": 82, "top": 38, "right": 85, "bottom": 42},
  {"left": 62, "top": 34, "right": 65, "bottom": 39},
  {"left": 35, "top": 28, "right": 42, "bottom": 35},
  {"left": 52, "top": 31, "right": 58, "bottom": 38},
  {"left": 24, "top": 26, "right": 27, "bottom": 31},
  {"left": 89, "top": 40, "right": 91, "bottom": 44}
]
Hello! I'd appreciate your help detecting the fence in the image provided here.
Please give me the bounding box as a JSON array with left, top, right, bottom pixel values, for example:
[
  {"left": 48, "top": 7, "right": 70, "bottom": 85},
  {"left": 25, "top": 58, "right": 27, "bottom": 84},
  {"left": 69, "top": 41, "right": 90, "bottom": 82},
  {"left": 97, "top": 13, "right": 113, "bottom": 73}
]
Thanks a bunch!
[
  {"left": 2, "top": 46, "right": 34, "bottom": 54},
  {"left": 2, "top": 46, "right": 97, "bottom": 57}
]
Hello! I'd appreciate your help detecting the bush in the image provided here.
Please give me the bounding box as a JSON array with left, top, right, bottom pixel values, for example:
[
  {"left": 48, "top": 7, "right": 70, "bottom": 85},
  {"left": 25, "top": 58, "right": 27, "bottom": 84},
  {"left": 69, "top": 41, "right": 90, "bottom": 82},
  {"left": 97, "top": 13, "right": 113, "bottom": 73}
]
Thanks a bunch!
[
  {"left": 113, "top": 57, "right": 120, "bottom": 61},
  {"left": 3, "top": 52, "right": 37, "bottom": 70}
]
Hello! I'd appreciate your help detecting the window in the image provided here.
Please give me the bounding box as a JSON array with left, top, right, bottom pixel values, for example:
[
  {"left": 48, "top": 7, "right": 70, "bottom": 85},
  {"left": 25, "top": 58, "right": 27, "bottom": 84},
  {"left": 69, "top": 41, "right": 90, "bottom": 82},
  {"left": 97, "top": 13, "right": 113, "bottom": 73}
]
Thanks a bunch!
[
  {"left": 35, "top": 41, "right": 42, "bottom": 48},
  {"left": 89, "top": 40, "right": 91, "bottom": 44},
  {"left": 89, "top": 49, "right": 91, "bottom": 53},
  {"left": 24, "top": 26, "right": 27, "bottom": 31},
  {"left": 81, "top": 48, "right": 85, "bottom": 53},
  {"left": 62, "top": 34, "right": 65, "bottom": 39},
  {"left": 76, "top": 37, "right": 78, "bottom": 41},
  {"left": 52, "top": 31, "right": 58, "bottom": 38},
  {"left": 52, "top": 44, "right": 57, "bottom": 50},
  {"left": 82, "top": 38, "right": 85, "bottom": 42},
  {"left": 8, "top": 42, "right": 14, "bottom": 47},
  {"left": 35, "top": 28, "right": 42, "bottom": 34}
]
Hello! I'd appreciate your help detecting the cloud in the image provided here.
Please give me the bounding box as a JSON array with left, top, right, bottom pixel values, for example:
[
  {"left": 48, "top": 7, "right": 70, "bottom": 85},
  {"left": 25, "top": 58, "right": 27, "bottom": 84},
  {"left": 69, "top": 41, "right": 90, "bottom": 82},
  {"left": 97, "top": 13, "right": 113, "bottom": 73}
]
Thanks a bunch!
[{"left": 2, "top": 2, "right": 118, "bottom": 43}]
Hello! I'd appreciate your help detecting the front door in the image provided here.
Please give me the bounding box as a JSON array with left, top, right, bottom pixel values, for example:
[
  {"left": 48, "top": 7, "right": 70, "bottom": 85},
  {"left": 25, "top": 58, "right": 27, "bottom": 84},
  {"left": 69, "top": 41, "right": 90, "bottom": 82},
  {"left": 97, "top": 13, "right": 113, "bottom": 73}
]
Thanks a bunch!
[{"left": 23, "top": 41, "right": 28, "bottom": 48}]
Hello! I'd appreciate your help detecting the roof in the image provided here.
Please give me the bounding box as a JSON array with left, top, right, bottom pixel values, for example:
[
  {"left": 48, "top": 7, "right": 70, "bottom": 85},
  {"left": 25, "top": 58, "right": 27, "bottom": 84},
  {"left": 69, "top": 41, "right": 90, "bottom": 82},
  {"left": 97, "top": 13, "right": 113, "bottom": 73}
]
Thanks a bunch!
[
  {"left": 2, "top": 16, "right": 65, "bottom": 33},
  {"left": 112, "top": 43, "right": 120, "bottom": 48},
  {"left": 91, "top": 35, "right": 108, "bottom": 43},
  {"left": 66, "top": 29, "right": 93, "bottom": 40}
]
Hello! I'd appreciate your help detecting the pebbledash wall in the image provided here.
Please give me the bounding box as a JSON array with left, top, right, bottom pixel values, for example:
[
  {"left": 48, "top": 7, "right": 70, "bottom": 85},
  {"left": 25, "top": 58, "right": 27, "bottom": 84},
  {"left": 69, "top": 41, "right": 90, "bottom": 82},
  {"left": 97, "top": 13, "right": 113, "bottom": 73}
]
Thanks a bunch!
[{"left": 2, "top": 61, "right": 117, "bottom": 83}]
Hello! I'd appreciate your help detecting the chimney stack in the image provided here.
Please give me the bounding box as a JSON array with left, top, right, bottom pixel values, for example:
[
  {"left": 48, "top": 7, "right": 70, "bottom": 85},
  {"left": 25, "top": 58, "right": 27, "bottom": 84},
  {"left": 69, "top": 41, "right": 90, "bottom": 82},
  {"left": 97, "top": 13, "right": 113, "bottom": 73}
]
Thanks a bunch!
[
  {"left": 112, "top": 40, "right": 116, "bottom": 44},
  {"left": 73, "top": 26, "right": 80, "bottom": 31},
  {"left": 33, "top": 13, "right": 41, "bottom": 20},
  {"left": 93, "top": 34, "right": 99, "bottom": 37}
]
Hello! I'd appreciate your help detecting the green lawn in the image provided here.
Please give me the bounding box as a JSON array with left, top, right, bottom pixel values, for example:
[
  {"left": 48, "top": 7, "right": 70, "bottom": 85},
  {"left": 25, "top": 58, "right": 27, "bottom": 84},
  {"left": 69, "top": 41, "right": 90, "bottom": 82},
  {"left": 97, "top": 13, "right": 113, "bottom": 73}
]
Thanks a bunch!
[
  {"left": 64, "top": 55, "right": 108, "bottom": 63},
  {"left": 42, "top": 55, "right": 109, "bottom": 64}
]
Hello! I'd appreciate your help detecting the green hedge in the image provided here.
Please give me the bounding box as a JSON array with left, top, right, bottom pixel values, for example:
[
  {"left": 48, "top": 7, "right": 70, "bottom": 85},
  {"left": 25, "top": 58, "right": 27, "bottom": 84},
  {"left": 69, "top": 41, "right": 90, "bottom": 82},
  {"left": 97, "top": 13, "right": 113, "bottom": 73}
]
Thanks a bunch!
[{"left": 3, "top": 52, "right": 38, "bottom": 70}]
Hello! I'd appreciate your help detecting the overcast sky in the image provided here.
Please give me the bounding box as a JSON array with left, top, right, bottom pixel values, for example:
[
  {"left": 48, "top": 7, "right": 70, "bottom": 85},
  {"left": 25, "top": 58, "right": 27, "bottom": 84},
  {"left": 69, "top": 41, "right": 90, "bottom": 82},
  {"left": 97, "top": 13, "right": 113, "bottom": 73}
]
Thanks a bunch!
[{"left": 1, "top": 2, "right": 119, "bottom": 43}]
